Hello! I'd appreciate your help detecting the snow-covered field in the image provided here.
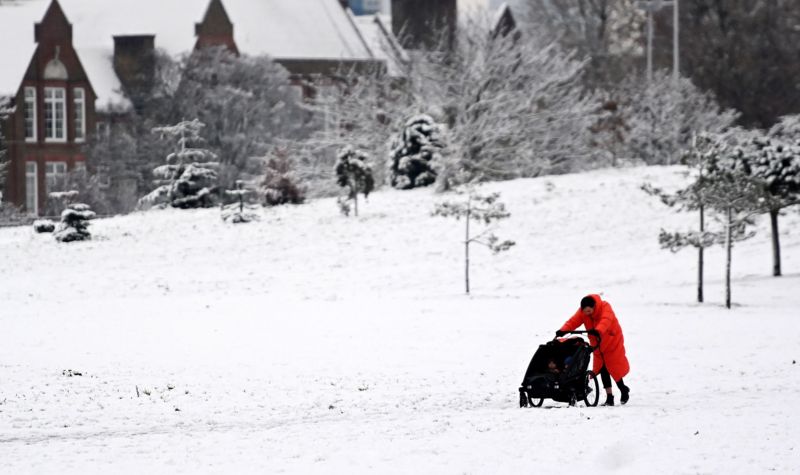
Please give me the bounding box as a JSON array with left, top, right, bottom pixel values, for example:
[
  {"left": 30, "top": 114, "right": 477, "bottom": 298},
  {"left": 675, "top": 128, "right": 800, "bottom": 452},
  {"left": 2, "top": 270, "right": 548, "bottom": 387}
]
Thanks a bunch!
[{"left": 1, "top": 166, "right": 798, "bottom": 474}]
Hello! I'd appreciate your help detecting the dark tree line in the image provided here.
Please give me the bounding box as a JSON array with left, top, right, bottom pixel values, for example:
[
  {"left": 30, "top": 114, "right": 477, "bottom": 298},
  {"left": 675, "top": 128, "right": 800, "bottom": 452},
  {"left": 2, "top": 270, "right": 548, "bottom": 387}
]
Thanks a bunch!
[{"left": 652, "top": 0, "right": 800, "bottom": 128}]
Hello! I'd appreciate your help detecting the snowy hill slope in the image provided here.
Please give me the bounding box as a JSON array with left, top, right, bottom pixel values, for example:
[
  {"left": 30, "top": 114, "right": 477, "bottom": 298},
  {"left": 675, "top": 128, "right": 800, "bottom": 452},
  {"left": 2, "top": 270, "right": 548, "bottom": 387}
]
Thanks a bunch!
[{"left": 1, "top": 166, "right": 798, "bottom": 474}]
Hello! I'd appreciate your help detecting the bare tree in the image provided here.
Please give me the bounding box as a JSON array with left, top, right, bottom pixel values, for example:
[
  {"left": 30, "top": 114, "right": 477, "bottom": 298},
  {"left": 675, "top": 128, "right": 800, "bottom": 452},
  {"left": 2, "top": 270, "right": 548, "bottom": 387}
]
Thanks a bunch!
[{"left": 433, "top": 186, "right": 515, "bottom": 294}]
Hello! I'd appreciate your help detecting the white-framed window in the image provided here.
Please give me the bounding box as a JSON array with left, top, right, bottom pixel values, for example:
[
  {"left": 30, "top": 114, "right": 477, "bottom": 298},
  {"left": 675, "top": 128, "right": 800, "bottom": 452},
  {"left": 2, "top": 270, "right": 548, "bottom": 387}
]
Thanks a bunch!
[
  {"left": 74, "top": 87, "right": 85, "bottom": 142},
  {"left": 44, "top": 87, "right": 66, "bottom": 142},
  {"left": 45, "top": 161, "right": 68, "bottom": 194},
  {"left": 25, "top": 162, "right": 38, "bottom": 214},
  {"left": 24, "top": 87, "right": 37, "bottom": 142}
]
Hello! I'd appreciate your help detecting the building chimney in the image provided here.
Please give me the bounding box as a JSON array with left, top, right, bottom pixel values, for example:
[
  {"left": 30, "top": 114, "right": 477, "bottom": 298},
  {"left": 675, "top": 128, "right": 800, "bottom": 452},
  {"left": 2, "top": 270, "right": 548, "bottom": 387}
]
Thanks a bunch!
[
  {"left": 113, "top": 35, "right": 156, "bottom": 106},
  {"left": 392, "top": 0, "right": 456, "bottom": 51}
]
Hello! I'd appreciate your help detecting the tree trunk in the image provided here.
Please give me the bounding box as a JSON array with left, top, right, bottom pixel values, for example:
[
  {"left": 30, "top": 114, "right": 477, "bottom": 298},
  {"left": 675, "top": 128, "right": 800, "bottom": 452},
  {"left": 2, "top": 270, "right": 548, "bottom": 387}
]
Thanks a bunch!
[
  {"left": 770, "top": 208, "right": 781, "bottom": 277},
  {"left": 351, "top": 182, "right": 359, "bottom": 217},
  {"left": 465, "top": 198, "right": 471, "bottom": 295},
  {"left": 725, "top": 207, "right": 733, "bottom": 309},
  {"left": 698, "top": 204, "right": 704, "bottom": 303}
]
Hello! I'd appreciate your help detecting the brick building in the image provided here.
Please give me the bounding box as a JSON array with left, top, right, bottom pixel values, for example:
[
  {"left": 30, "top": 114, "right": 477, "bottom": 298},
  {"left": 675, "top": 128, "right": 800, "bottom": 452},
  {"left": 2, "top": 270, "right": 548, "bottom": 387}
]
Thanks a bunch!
[{"left": 0, "top": 0, "right": 393, "bottom": 215}]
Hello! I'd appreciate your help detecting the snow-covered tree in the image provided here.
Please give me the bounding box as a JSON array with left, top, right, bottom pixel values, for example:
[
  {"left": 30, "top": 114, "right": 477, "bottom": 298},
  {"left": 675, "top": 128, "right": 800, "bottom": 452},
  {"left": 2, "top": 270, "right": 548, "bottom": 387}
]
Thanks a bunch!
[
  {"left": 221, "top": 180, "right": 259, "bottom": 224},
  {"left": 432, "top": 186, "right": 515, "bottom": 294},
  {"left": 756, "top": 117, "right": 800, "bottom": 276},
  {"left": 617, "top": 72, "right": 739, "bottom": 165},
  {"left": 174, "top": 47, "right": 309, "bottom": 187},
  {"left": 643, "top": 135, "right": 719, "bottom": 302},
  {"left": 138, "top": 119, "right": 220, "bottom": 210},
  {"left": 334, "top": 146, "right": 374, "bottom": 217},
  {"left": 54, "top": 203, "right": 96, "bottom": 243},
  {"left": 411, "top": 16, "right": 599, "bottom": 184},
  {"left": 645, "top": 133, "right": 764, "bottom": 307},
  {"left": 305, "top": 65, "right": 415, "bottom": 193},
  {"left": 259, "top": 147, "right": 306, "bottom": 206},
  {"left": 388, "top": 114, "right": 445, "bottom": 189},
  {"left": 0, "top": 95, "right": 13, "bottom": 199},
  {"left": 701, "top": 134, "right": 769, "bottom": 309}
]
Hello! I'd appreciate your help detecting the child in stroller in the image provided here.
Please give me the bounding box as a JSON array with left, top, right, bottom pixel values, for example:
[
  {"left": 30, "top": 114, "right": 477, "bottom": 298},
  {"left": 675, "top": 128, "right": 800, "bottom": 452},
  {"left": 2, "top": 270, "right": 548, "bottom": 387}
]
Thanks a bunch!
[{"left": 519, "top": 331, "right": 601, "bottom": 408}]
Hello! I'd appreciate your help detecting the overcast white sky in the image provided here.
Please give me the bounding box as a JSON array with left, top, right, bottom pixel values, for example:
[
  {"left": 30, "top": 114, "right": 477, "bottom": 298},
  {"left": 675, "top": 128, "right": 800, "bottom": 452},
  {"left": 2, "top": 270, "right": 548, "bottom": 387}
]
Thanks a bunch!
[{"left": 459, "top": 0, "right": 489, "bottom": 12}]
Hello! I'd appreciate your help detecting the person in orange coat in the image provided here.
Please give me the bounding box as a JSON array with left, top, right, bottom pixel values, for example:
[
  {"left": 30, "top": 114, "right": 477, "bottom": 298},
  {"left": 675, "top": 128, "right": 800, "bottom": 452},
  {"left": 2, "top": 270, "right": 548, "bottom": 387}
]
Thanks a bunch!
[{"left": 556, "top": 294, "right": 631, "bottom": 406}]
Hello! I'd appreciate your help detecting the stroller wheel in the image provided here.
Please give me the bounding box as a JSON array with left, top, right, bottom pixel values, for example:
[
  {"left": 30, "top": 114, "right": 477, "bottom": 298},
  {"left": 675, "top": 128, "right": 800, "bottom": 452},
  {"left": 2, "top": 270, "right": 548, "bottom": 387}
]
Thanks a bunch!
[
  {"left": 519, "top": 390, "right": 528, "bottom": 408},
  {"left": 583, "top": 371, "right": 600, "bottom": 407},
  {"left": 530, "top": 397, "right": 544, "bottom": 407}
]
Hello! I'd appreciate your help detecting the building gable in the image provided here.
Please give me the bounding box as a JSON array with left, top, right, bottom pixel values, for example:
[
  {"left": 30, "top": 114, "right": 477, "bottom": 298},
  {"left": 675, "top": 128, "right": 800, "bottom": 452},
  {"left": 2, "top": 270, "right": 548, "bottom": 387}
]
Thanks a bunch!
[
  {"left": 19, "top": 0, "right": 96, "bottom": 102},
  {"left": 195, "top": 0, "right": 239, "bottom": 55}
]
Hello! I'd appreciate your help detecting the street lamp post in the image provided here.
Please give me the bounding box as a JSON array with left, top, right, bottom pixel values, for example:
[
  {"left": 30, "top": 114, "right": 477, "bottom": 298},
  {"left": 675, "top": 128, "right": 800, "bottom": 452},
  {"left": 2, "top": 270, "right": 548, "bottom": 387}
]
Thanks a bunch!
[{"left": 637, "top": 0, "right": 680, "bottom": 83}]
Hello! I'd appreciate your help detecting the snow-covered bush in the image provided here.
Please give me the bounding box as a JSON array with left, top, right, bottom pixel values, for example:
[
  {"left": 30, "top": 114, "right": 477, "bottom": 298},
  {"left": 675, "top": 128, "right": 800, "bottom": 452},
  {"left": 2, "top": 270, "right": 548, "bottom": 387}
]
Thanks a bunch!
[
  {"left": 46, "top": 190, "right": 79, "bottom": 217},
  {"left": 33, "top": 219, "right": 55, "bottom": 233},
  {"left": 261, "top": 149, "right": 306, "bottom": 206},
  {"left": 388, "top": 114, "right": 444, "bottom": 189},
  {"left": 334, "top": 146, "right": 374, "bottom": 217},
  {"left": 54, "top": 203, "right": 95, "bottom": 243},
  {"left": 138, "top": 119, "right": 220, "bottom": 210}
]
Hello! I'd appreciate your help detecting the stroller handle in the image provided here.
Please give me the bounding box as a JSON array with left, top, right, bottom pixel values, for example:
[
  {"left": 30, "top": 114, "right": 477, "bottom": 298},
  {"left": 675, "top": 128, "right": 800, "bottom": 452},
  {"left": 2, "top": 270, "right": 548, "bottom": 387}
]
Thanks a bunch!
[{"left": 556, "top": 330, "right": 601, "bottom": 351}]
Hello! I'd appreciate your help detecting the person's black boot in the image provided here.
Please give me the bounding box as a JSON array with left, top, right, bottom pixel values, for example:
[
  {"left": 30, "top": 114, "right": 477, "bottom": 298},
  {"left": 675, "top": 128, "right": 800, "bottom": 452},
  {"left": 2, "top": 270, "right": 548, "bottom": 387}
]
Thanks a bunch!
[
  {"left": 620, "top": 385, "right": 630, "bottom": 405},
  {"left": 602, "top": 395, "right": 614, "bottom": 406}
]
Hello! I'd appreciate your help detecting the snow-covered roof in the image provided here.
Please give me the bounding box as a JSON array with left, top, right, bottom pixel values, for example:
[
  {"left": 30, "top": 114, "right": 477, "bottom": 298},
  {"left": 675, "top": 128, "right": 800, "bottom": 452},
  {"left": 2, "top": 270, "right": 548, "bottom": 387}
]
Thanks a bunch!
[
  {"left": 0, "top": 0, "right": 375, "bottom": 110},
  {"left": 352, "top": 14, "right": 409, "bottom": 77}
]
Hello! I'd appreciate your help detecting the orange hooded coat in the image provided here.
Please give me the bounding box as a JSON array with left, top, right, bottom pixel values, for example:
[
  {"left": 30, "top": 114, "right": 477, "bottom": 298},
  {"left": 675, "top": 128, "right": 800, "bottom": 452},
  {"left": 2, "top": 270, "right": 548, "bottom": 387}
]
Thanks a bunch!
[{"left": 560, "top": 294, "right": 630, "bottom": 381}]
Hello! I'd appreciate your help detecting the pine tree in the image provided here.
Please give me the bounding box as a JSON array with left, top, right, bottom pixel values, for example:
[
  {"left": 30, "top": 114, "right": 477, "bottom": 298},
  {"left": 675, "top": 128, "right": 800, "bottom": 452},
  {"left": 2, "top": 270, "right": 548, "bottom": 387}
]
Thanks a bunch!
[
  {"left": 644, "top": 133, "right": 761, "bottom": 306},
  {"left": 701, "top": 134, "right": 768, "bottom": 309},
  {"left": 54, "top": 203, "right": 96, "bottom": 243},
  {"left": 388, "top": 114, "right": 445, "bottom": 189},
  {"left": 753, "top": 117, "right": 800, "bottom": 276},
  {"left": 221, "top": 180, "right": 259, "bottom": 224},
  {"left": 334, "top": 146, "right": 374, "bottom": 217},
  {"left": 138, "top": 119, "right": 220, "bottom": 210},
  {"left": 260, "top": 148, "right": 306, "bottom": 206},
  {"left": 432, "top": 187, "right": 515, "bottom": 294},
  {"left": 643, "top": 135, "right": 719, "bottom": 303}
]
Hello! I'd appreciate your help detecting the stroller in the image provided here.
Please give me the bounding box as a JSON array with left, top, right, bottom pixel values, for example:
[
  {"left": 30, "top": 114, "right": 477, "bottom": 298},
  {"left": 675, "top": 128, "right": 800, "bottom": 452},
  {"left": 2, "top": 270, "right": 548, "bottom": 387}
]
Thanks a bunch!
[{"left": 518, "top": 331, "right": 600, "bottom": 408}]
